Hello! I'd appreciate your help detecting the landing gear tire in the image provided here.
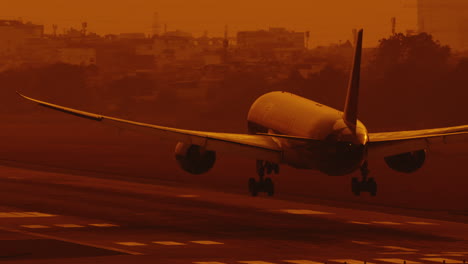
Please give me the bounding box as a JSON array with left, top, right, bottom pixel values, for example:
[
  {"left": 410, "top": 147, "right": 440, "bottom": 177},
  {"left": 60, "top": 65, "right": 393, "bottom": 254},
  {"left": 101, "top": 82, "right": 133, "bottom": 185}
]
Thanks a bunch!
[
  {"left": 352, "top": 162, "right": 378, "bottom": 196},
  {"left": 250, "top": 160, "right": 278, "bottom": 197},
  {"left": 368, "top": 178, "right": 377, "bottom": 196},
  {"left": 264, "top": 177, "right": 274, "bottom": 196},
  {"left": 272, "top": 164, "right": 280, "bottom": 174},
  {"left": 351, "top": 177, "right": 360, "bottom": 196},
  {"left": 248, "top": 178, "right": 258, "bottom": 197}
]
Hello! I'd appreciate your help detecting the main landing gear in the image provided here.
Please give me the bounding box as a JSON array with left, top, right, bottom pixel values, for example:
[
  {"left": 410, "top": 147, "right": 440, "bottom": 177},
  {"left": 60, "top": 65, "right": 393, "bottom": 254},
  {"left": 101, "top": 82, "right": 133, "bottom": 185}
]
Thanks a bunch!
[
  {"left": 248, "top": 160, "right": 279, "bottom": 197},
  {"left": 351, "top": 161, "right": 377, "bottom": 196}
]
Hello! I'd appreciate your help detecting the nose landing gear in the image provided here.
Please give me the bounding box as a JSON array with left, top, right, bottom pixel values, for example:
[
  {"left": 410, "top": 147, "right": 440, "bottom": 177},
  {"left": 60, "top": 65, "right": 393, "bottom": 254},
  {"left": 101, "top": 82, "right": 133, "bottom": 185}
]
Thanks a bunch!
[
  {"left": 249, "top": 160, "right": 278, "bottom": 196},
  {"left": 351, "top": 161, "right": 377, "bottom": 196}
]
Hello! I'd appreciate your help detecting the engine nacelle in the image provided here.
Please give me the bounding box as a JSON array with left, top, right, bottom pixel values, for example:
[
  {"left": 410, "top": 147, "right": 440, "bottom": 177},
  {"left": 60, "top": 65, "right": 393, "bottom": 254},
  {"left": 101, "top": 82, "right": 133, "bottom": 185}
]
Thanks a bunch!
[
  {"left": 175, "top": 142, "right": 216, "bottom": 175},
  {"left": 384, "top": 150, "right": 426, "bottom": 173}
]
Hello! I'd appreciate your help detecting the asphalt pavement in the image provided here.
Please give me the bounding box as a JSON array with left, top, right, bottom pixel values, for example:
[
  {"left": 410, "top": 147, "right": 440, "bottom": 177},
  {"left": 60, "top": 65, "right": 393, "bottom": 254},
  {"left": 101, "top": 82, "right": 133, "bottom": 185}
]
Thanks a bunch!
[{"left": 0, "top": 165, "right": 467, "bottom": 264}]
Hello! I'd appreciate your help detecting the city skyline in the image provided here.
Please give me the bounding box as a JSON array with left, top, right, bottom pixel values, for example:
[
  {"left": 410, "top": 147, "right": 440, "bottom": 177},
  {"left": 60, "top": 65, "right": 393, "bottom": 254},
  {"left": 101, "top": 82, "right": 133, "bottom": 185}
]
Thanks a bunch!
[{"left": 3, "top": 0, "right": 418, "bottom": 47}]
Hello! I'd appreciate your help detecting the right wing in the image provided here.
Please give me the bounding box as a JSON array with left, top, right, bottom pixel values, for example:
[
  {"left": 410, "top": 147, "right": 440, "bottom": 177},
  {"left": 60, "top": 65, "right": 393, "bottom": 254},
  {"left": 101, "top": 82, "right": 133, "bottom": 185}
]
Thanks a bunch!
[
  {"left": 18, "top": 92, "right": 312, "bottom": 163},
  {"left": 367, "top": 125, "right": 468, "bottom": 158}
]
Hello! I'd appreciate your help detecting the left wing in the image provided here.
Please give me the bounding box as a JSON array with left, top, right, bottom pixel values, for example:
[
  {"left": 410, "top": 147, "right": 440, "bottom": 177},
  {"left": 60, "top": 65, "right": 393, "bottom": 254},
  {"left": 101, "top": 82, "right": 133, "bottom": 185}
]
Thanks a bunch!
[
  {"left": 18, "top": 93, "right": 326, "bottom": 163},
  {"left": 17, "top": 92, "right": 287, "bottom": 162},
  {"left": 367, "top": 125, "right": 468, "bottom": 158}
]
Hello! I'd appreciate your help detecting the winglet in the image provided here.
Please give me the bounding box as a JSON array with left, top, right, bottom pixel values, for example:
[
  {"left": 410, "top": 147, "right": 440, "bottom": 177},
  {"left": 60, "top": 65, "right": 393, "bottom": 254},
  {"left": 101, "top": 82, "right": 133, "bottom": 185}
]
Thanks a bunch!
[{"left": 343, "top": 29, "right": 363, "bottom": 130}]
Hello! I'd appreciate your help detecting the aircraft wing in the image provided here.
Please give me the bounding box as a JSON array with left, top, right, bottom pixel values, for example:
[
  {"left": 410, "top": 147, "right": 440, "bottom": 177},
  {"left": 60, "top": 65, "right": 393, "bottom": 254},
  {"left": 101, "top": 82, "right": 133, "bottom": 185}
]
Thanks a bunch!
[
  {"left": 17, "top": 93, "right": 288, "bottom": 162},
  {"left": 367, "top": 125, "right": 468, "bottom": 158}
]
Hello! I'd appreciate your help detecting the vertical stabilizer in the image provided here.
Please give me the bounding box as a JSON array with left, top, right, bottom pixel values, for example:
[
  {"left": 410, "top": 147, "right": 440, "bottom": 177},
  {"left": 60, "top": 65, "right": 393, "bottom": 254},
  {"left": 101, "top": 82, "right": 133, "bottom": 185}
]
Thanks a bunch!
[{"left": 343, "top": 29, "right": 363, "bottom": 130}]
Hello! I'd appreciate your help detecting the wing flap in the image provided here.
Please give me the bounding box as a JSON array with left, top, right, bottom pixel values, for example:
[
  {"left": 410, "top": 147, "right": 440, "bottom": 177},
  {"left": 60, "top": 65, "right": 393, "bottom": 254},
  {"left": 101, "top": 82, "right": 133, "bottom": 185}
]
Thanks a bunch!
[{"left": 18, "top": 92, "right": 283, "bottom": 162}]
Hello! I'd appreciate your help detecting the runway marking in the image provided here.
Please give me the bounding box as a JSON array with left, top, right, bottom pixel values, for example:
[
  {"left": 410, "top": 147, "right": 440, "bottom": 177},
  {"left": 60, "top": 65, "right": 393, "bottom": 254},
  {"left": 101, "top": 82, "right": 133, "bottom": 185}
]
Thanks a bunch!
[
  {"left": 330, "top": 259, "right": 375, "bottom": 264},
  {"left": 380, "top": 246, "right": 418, "bottom": 252},
  {"left": 371, "top": 221, "right": 402, "bottom": 225},
  {"left": 153, "top": 241, "right": 186, "bottom": 246},
  {"left": 406, "top": 221, "right": 438, "bottom": 225},
  {"left": 194, "top": 262, "right": 227, "bottom": 264},
  {"left": 191, "top": 240, "right": 224, "bottom": 245},
  {"left": 280, "top": 209, "right": 333, "bottom": 215},
  {"left": 177, "top": 194, "right": 200, "bottom": 198},
  {"left": 115, "top": 242, "right": 147, "bottom": 246},
  {"left": 348, "top": 221, "right": 370, "bottom": 225},
  {"left": 375, "top": 258, "right": 421, "bottom": 264},
  {"left": 378, "top": 252, "right": 417, "bottom": 255},
  {"left": 21, "top": 225, "right": 50, "bottom": 229},
  {"left": 55, "top": 224, "right": 84, "bottom": 228},
  {"left": 351, "top": 240, "right": 373, "bottom": 245},
  {"left": 0, "top": 212, "right": 56, "bottom": 218},
  {"left": 89, "top": 223, "right": 119, "bottom": 227},
  {"left": 421, "top": 258, "right": 464, "bottom": 263},
  {"left": 0, "top": 226, "right": 142, "bottom": 255},
  {"left": 238, "top": 261, "right": 277, "bottom": 264},
  {"left": 284, "top": 260, "right": 323, "bottom": 264}
]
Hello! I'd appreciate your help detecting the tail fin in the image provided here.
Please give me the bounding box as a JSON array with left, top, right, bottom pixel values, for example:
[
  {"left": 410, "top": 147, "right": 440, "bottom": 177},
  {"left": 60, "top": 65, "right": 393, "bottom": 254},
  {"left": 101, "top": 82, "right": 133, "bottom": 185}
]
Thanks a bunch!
[{"left": 343, "top": 29, "right": 363, "bottom": 130}]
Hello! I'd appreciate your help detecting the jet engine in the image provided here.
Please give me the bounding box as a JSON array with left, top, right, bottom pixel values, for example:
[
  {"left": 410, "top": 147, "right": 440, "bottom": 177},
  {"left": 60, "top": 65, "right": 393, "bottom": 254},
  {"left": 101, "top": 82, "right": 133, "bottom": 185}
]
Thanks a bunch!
[
  {"left": 174, "top": 142, "right": 216, "bottom": 174},
  {"left": 384, "top": 150, "right": 426, "bottom": 173}
]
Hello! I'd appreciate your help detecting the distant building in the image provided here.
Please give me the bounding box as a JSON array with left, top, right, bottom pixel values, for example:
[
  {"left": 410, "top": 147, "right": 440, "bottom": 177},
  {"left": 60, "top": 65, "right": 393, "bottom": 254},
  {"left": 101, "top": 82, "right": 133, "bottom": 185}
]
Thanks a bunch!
[
  {"left": 417, "top": 0, "right": 468, "bottom": 50},
  {"left": 0, "top": 20, "right": 44, "bottom": 56},
  {"left": 119, "top": 33, "right": 146, "bottom": 40},
  {"left": 236, "top": 28, "right": 306, "bottom": 63},
  {"left": 59, "top": 48, "right": 96, "bottom": 66},
  {"left": 237, "top": 28, "right": 305, "bottom": 50},
  {"left": 153, "top": 35, "right": 197, "bottom": 64}
]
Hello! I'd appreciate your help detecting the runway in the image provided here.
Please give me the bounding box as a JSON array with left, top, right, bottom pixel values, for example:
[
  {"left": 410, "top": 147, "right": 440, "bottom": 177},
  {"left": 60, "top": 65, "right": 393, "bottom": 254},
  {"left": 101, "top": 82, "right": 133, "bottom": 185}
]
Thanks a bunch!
[{"left": 0, "top": 165, "right": 467, "bottom": 264}]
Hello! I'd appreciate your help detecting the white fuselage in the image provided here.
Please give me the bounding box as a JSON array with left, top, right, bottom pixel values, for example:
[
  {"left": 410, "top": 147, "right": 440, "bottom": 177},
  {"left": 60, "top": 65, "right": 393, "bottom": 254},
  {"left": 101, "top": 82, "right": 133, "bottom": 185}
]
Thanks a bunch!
[{"left": 247, "top": 91, "right": 368, "bottom": 176}]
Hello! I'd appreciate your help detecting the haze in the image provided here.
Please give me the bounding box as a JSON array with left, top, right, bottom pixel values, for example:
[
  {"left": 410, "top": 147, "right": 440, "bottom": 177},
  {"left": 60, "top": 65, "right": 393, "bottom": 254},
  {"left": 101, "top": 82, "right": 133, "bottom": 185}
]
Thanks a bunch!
[{"left": 3, "top": 0, "right": 417, "bottom": 46}]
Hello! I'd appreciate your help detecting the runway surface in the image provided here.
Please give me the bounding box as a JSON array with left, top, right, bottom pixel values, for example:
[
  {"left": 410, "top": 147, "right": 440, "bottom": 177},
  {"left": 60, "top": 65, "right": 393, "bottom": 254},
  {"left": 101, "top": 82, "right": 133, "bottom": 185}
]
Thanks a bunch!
[{"left": 0, "top": 165, "right": 467, "bottom": 264}]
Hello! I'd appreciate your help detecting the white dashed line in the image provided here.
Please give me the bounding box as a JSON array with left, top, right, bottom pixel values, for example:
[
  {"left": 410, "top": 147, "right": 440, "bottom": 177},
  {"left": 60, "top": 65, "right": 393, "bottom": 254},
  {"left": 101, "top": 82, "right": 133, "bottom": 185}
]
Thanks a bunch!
[
  {"left": 238, "top": 261, "right": 277, "bottom": 264},
  {"left": 421, "top": 258, "right": 464, "bottom": 263},
  {"left": 371, "top": 221, "right": 402, "bottom": 225},
  {"left": 378, "top": 252, "right": 417, "bottom": 255},
  {"left": 284, "top": 260, "right": 323, "bottom": 264},
  {"left": 0, "top": 225, "right": 142, "bottom": 255},
  {"left": 0, "top": 212, "right": 55, "bottom": 218},
  {"left": 348, "top": 221, "right": 370, "bottom": 225},
  {"left": 330, "top": 259, "right": 375, "bottom": 264},
  {"left": 280, "top": 209, "right": 333, "bottom": 215},
  {"left": 177, "top": 194, "right": 200, "bottom": 198},
  {"left": 89, "top": 223, "right": 119, "bottom": 227},
  {"left": 406, "top": 221, "right": 438, "bottom": 225},
  {"left": 153, "top": 241, "right": 186, "bottom": 246},
  {"left": 115, "top": 242, "right": 147, "bottom": 246},
  {"left": 380, "top": 246, "right": 418, "bottom": 252},
  {"left": 191, "top": 240, "right": 224, "bottom": 245},
  {"left": 375, "top": 258, "right": 421, "bottom": 264},
  {"left": 55, "top": 224, "right": 84, "bottom": 228},
  {"left": 21, "top": 225, "right": 50, "bottom": 229}
]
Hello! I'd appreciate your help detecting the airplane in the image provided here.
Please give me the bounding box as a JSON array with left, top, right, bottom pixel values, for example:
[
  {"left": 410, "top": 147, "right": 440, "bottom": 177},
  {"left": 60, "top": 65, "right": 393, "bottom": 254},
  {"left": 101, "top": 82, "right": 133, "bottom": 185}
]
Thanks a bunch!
[{"left": 18, "top": 29, "right": 468, "bottom": 197}]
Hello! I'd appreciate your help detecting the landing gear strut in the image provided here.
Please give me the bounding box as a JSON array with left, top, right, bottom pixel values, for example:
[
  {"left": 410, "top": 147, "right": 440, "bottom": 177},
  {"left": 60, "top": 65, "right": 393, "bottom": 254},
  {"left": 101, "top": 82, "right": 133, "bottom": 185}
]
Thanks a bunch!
[
  {"left": 351, "top": 161, "right": 377, "bottom": 196},
  {"left": 249, "top": 160, "right": 279, "bottom": 196}
]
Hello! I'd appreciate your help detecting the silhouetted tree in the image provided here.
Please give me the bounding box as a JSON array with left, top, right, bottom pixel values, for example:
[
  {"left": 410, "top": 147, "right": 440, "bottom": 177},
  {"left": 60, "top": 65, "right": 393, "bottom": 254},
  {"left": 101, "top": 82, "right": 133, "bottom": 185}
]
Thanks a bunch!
[{"left": 373, "top": 33, "right": 451, "bottom": 76}]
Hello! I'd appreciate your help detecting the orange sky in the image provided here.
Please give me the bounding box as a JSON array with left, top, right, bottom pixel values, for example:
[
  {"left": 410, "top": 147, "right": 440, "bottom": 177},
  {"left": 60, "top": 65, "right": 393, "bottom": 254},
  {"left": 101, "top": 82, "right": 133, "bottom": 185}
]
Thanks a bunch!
[{"left": 3, "top": 0, "right": 418, "bottom": 46}]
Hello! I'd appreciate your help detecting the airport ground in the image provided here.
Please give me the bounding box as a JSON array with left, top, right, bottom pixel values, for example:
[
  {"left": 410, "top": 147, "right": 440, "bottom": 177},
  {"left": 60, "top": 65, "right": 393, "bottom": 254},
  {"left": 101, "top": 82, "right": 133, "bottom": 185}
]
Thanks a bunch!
[{"left": 0, "top": 113, "right": 467, "bottom": 263}]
